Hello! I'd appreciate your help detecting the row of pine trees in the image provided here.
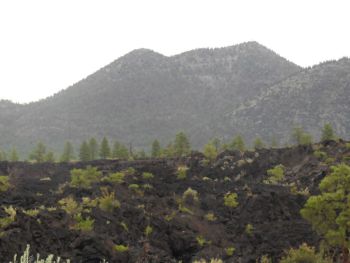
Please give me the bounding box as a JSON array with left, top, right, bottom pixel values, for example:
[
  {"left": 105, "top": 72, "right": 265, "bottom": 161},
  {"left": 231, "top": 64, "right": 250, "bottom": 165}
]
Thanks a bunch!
[{"left": 0, "top": 124, "right": 337, "bottom": 163}]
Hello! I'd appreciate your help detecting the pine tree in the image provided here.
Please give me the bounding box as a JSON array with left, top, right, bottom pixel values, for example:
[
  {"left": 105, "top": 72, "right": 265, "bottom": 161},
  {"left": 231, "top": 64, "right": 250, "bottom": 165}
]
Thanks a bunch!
[
  {"left": 29, "top": 142, "right": 46, "bottom": 163},
  {"left": 203, "top": 142, "right": 217, "bottom": 161},
  {"left": 174, "top": 132, "right": 191, "bottom": 157},
  {"left": 292, "top": 127, "right": 313, "bottom": 145},
  {"left": 301, "top": 164, "right": 350, "bottom": 262},
  {"left": 321, "top": 123, "right": 336, "bottom": 142},
  {"left": 60, "top": 141, "right": 74, "bottom": 162},
  {"left": 112, "top": 141, "right": 129, "bottom": 159},
  {"left": 79, "top": 141, "right": 91, "bottom": 162},
  {"left": 151, "top": 140, "right": 161, "bottom": 158},
  {"left": 10, "top": 148, "right": 19, "bottom": 162},
  {"left": 89, "top": 138, "right": 98, "bottom": 160},
  {"left": 45, "top": 152, "right": 55, "bottom": 163},
  {"left": 99, "top": 137, "right": 111, "bottom": 159},
  {"left": 229, "top": 135, "right": 245, "bottom": 151},
  {"left": 253, "top": 137, "right": 265, "bottom": 150}
]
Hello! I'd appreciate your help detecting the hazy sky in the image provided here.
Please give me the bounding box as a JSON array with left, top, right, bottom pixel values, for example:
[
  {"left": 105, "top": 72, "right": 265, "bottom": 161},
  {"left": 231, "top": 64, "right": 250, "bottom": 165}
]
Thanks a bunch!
[{"left": 0, "top": 0, "right": 349, "bottom": 103}]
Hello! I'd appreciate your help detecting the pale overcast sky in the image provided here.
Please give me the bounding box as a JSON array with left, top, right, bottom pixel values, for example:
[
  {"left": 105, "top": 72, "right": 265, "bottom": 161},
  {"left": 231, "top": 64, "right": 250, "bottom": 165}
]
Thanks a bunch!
[{"left": 0, "top": 0, "right": 349, "bottom": 103}]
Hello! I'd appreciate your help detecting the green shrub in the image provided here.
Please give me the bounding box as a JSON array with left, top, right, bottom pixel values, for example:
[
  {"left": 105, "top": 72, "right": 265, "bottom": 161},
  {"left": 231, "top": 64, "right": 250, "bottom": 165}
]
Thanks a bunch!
[
  {"left": 225, "top": 246, "right": 235, "bottom": 256},
  {"left": 142, "top": 183, "right": 153, "bottom": 189},
  {"left": 205, "top": 212, "right": 217, "bottom": 222},
  {"left": 176, "top": 166, "right": 188, "bottom": 180},
  {"left": 97, "top": 188, "right": 120, "bottom": 212},
  {"left": 280, "top": 243, "right": 332, "bottom": 263},
  {"left": 58, "top": 197, "right": 81, "bottom": 215},
  {"left": 0, "top": 176, "right": 10, "bottom": 192},
  {"left": 70, "top": 166, "right": 102, "bottom": 189},
  {"left": 128, "top": 184, "right": 140, "bottom": 190},
  {"left": 346, "top": 143, "right": 350, "bottom": 149},
  {"left": 313, "top": 150, "right": 327, "bottom": 160},
  {"left": 73, "top": 213, "right": 94, "bottom": 232},
  {"left": 245, "top": 224, "right": 254, "bottom": 236},
  {"left": 142, "top": 172, "right": 154, "bottom": 180},
  {"left": 183, "top": 187, "right": 199, "bottom": 204},
  {"left": 0, "top": 206, "right": 16, "bottom": 229},
  {"left": 196, "top": 236, "right": 206, "bottom": 247},
  {"left": 105, "top": 172, "right": 125, "bottom": 184},
  {"left": 125, "top": 167, "right": 136, "bottom": 175},
  {"left": 114, "top": 244, "right": 129, "bottom": 253},
  {"left": 264, "top": 165, "right": 285, "bottom": 184},
  {"left": 192, "top": 259, "right": 223, "bottom": 263},
  {"left": 144, "top": 225, "right": 153, "bottom": 237},
  {"left": 224, "top": 192, "right": 239, "bottom": 208},
  {"left": 23, "top": 209, "right": 40, "bottom": 217},
  {"left": 325, "top": 157, "right": 336, "bottom": 165}
]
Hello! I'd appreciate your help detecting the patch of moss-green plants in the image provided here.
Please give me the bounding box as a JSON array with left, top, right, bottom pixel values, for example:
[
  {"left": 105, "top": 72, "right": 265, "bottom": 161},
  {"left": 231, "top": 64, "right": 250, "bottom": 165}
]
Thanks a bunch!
[
  {"left": 176, "top": 166, "right": 188, "bottom": 180},
  {"left": 225, "top": 246, "right": 235, "bottom": 256},
  {"left": 70, "top": 166, "right": 102, "bottom": 189},
  {"left": 114, "top": 244, "right": 129, "bottom": 253},
  {"left": 264, "top": 164, "right": 285, "bottom": 184},
  {"left": 142, "top": 172, "right": 154, "bottom": 180},
  {"left": 0, "top": 176, "right": 10, "bottom": 192},
  {"left": 97, "top": 188, "right": 120, "bottom": 212}
]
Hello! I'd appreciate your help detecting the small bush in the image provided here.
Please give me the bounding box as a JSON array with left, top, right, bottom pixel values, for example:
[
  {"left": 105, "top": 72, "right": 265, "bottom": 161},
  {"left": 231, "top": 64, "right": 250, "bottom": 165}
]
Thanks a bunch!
[
  {"left": 205, "top": 212, "right": 217, "bottom": 222},
  {"left": 114, "top": 244, "right": 129, "bottom": 253},
  {"left": 183, "top": 187, "right": 199, "bottom": 204},
  {"left": 225, "top": 246, "right": 235, "bottom": 256},
  {"left": 144, "top": 225, "right": 153, "bottom": 237},
  {"left": 73, "top": 213, "right": 94, "bottom": 232},
  {"left": 120, "top": 222, "right": 128, "bottom": 232},
  {"left": 280, "top": 243, "right": 332, "bottom": 263},
  {"left": 346, "top": 143, "right": 350, "bottom": 149},
  {"left": 105, "top": 172, "right": 125, "bottom": 184},
  {"left": 70, "top": 166, "right": 102, "bottom": 189},
  {"left": 97, "top": 188, "right": 120, "bottom": 212},
  {"left": 128, "top": 184, "right": 140, "bottom": 190},
  {"left": 58, "top": 197, "right": 81, "bottom": 215},
  {"left": 142, "top": 183, "right": 153, "bottom": 189},
  {"left": 325, "top": 157, "right": 335, "bottom": 165},
  {"left": 264, "top": 165, "right": 285, "bottom": 184},
  {"left": 224, "top": 192, "right": 239, "bottom": 208},
  {"left": 192, "top": 259, "right": 223, "bottom": 263},
  {"left": 0, "top": 176, "right": 10, "bottom": 192},
  {"left": 196, "top": 236, "right": 206, "bottom": 247},
  {"left": 125, "top": 167, "right": 136, "bottom": 175},
  {"left": 245, "top": 224, "right": 254, "bottom": 236},
  {"left": 0, "top": 206, "right": 16, "bottom": 229},
  {"left": 142, "top": 172, "right": 154, "bottom": 180},
  {"left": 23, "top": 209, "right": 40, "bottom": 217},
  {"left": 313, "top": 150, "right": 327, "bottom": 160},
  {"left": 176, "top": 166, "right": 188, "bottom": 180}
]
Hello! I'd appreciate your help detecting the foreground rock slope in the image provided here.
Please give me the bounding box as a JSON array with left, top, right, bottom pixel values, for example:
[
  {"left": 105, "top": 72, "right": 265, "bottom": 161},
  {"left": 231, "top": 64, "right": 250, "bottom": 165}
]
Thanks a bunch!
[{"left": 0, "top": 140, "right": 349, "bottom": 262}]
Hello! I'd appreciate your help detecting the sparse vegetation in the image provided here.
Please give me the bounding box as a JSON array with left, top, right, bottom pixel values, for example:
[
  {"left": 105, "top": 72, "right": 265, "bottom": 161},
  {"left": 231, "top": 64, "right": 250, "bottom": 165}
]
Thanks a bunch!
[
  {"left": 279, "top": 243, "right": 331, "bottom": 263},
  {"left": 0, "top": 176, "right": 10, "bottom": 192},
  {"left": 176, "top": 165, "right": 188, "bottom": 179},
  {"left": 70, "top": 166, "right": 102, "bottom": 188},
  {"left": 264, "top": 164, "right": 285, "bottom": 184}
]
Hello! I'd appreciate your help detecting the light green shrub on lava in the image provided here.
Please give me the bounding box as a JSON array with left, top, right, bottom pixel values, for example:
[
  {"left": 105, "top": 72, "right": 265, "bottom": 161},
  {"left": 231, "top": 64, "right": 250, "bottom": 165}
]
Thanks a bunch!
[
  {"left": 264, "top": 164, "right": 285, "bottom": 184},
  {"left": 313, "top": 150, "right": 327, "bottom": 160},
  {"left": 144, "top": 225, "right": 153, "bottom": 237},
  {"left": 183, "top": 187, "right": 199, "bottom": 204},
  {"left": 245, "top": 223, "right": 254, "bottom": 236},
  {"left": 70, "top": 166, "right": 102, "bottom": 189},
  {"left": 196, "top": 236, "right": 206, "bottom": 247},
  {"left": 97, "top": 188, "right": 120, "bottom": 212},
  {"left": 0, "top": 206, "right": 16, "bottom": 229},
  {"left": 0, "top": 176, "right": 10, "bottom": 192},
  {"left": 176, "top": 166, "right": 188, "bottom": 180},
  {"left": 73, "top": 213, "right": 94, "bottom": 232},
  {"left": 105, "top": 172, "right": 125, "bottom": 184},
  {"left": 225, "top": 246, "right": 235, "bottom": 256},
  {"left": 192, "top": 259, "right": 223, "bottom": 263},
  {"left": 142, "top": 172, "right": 154, "bottom": 180},
  {"left": 114, "top": 244, "right": 129, "bottom": 253},
  {"left": 204, "top": 212, "right": 217, "bottom": 222},
  {"left": 279, "top": 243, "right": 332, "bottom": 263},
  {"left": 224, "top": 192, "right": 239, "bottom": 208},
  {"left": 346, "top": 143, "right": 350, "bottom": 149},
  {"left": 128, "top": 184, "right": 140, "bottom": 190}
]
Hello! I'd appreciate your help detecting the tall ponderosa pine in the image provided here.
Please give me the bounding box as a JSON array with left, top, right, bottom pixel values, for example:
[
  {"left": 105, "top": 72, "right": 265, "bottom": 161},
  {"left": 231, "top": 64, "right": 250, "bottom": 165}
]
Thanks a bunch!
[
  {"left": 253, "top": 137, "right": 265, "bottom": 150},
  {"left": 112, "top": 141, "right": 129, "bottom": 159},
  {"left": 89, "top": 138, "right": 99, "bottom": 160},
  {"left": 321, "top": 123, "right": 336, "bottom": 142},
  {"left": 29, "top": 142, "right": 47, "bottom": 163},
  {"left": 99, "top": 137, "right": 111, "bottom": 159},
  {"left": 10, "top": 148, "right": 19, "bottom": 162},
  {"left": 230, "top": 135, "right": 245, "bottom": 151},
  {"left": 174, "top": 132, "right": 191, "bottom": 157},
  {"left": 301, "top": 164, "right": 350, "bottom": 263},
  {"left": 151, "top": 140, "right": 161, "bottom": 158},
  {"left": 61, "top": 141, "right": 74, "bottom": 162},
  {"left": 79, "top": 141, "right": 91, "bottom": 162}
]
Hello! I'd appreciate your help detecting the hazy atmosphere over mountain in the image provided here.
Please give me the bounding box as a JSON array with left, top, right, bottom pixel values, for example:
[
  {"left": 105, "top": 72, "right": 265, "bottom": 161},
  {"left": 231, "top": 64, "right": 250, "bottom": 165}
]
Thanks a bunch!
[{"left": 0, "top": 41, "right": 348, "bottom": 156}]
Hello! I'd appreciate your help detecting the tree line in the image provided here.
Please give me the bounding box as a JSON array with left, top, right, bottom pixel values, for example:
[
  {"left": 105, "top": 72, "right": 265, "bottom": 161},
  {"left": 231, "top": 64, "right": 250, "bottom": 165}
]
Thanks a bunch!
[{"left": 0, "top": 124, "right": 338, "bottom": 163}]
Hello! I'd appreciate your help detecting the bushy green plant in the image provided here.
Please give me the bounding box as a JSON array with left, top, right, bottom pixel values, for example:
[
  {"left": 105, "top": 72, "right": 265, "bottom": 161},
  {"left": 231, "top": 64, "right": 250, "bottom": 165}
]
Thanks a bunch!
[
  {"left": 23, "top": 209, "right": 40, "bottom": 217},
  {"left": 58, "top": 197, "right": 81, "bottom": 215},
  {"left": 279, "top": 243, "right": 331, "bottom": 263},
  {"left": 346, "top": 143, "right": 350, "bottom": 149},
  {"left": 128, "top": 184, "right": 140, "bottom": 190},
  {"left": 224, "top": 192, "right": 239, "bottom": 209},
  {"left": 70, "top": 166, "right": 102, "bottom": 189},
  {"left": 196, "top": 236, "right": 206, "bottom": 247},
  {"left": 73, "top": 213, "right": 94, "bottom": 232},
  {"left": 0, "top": 206, "right": 16, "bottom": 229},
  {"left": 324, "top": 157, "right": 336, "bottom": 165},
  {"left": 183, "top": 187, "right": 199, "bottom": 204},
  {"left": 105, "top": 172, "right": 125, "bottom": 184},
  {"left": 97, "top": 188, "right": 120, "bottom": 212},
  {"left": 245, "top": 223, "right": 254, "bottom": 236},
  {"left": 142, "top": 172, "right": 154, "bottom": 180},
  {"left": 225, "top": 246, "right": 235, "bottom": 256},
  {"left": 177, "top": 166, "right": 188, "bottom": 180},
  {"left": 205, "top": 212, "right": 217, "bottom": 222},
  {"left": 313, "top": 150, "right": 327, "bottom": 160},
  {"left": 192, "top": 259, "right": 223, "bottom": 263},
  {"left": 114, "top": 244, "right": 129, "bottom": 253},
  {"left": 0, "top": 176, "right": 10, "bottom": 192},
  {"left": 264, "top": 165, "right": 285, "bottom": 184},
  {"left": 144, "top": 225, "right": 153, "bottom": 237}
]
